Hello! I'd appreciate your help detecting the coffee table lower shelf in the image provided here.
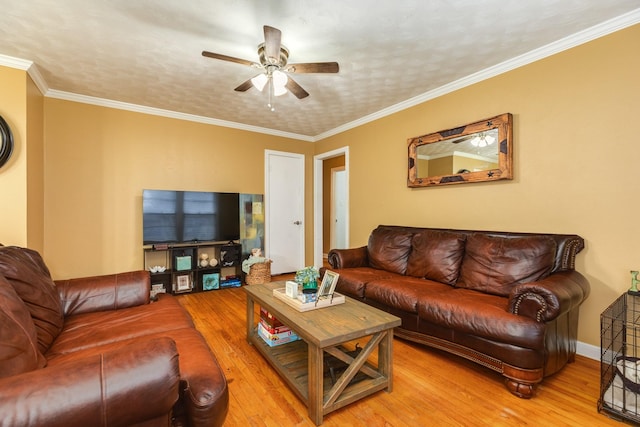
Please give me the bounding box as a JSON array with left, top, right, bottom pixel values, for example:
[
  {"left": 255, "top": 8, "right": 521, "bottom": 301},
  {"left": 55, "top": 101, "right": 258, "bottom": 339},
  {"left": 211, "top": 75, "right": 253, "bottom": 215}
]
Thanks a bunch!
[{"left": 249, "top": 329, "right": 391, "bottom": 422}]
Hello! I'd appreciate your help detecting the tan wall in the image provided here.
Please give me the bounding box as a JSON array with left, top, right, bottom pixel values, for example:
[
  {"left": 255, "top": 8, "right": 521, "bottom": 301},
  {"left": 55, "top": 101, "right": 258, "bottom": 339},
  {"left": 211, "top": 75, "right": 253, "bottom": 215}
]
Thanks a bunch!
[
  {"left": 26, "top": 74, "right": 44, "bottom": 252},
  {"left": 43, "top": 99, "right": 314, "bottom": 279},
  {"left": 314, "top": 24, "right": 640, "bottom": 347},
  {"left": 429, "top": 156, "right": 454, "bottom": 176},
  {"left": 0, "top": 67, "right": 31, "bottom": 247}
]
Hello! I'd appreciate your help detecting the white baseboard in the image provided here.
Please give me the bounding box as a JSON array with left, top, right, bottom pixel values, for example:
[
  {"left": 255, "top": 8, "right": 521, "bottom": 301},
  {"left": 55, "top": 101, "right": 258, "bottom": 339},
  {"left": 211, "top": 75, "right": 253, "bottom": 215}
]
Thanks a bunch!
[{"left": 577, "top": 341, "right": 599, "bottom": 361}]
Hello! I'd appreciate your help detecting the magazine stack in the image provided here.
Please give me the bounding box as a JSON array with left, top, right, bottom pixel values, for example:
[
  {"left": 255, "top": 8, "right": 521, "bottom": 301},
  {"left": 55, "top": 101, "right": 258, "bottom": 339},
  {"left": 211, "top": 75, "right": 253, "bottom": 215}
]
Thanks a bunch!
[{"left": 258, "top": 306, "right": 299, "bottom": 347}]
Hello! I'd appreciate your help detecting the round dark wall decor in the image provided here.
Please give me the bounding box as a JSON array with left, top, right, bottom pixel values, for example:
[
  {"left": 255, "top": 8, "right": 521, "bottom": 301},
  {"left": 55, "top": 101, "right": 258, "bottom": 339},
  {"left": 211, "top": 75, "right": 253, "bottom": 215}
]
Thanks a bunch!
[{"left": 0, "top": 115, "right": 14, "bottom": 168}]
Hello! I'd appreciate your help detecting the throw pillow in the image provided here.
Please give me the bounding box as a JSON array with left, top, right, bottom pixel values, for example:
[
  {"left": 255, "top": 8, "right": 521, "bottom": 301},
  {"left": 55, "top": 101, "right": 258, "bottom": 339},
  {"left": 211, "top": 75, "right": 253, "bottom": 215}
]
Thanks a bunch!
[
  {"left": 0, "top": 246, "right": 64, "bottom": 354},
  {"left": 368, "top": 227, "right": 413, "bottom": 275},
  {"left": 405, "top": 230, "right": 466, "bottom": 285},
  {"left": 457, "top": 234, "right": 556, "bottom": 296},
  {"left": 0, "top": 275, "right": 46, "bottom": 378}
]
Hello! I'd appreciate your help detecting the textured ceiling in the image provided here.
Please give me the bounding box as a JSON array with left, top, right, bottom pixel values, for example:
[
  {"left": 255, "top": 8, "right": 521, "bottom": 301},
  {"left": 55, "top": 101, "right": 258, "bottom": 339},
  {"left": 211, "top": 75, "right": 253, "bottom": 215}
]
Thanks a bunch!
[{"left": 1, "top": 1, "right": 639, "bottom": 140}]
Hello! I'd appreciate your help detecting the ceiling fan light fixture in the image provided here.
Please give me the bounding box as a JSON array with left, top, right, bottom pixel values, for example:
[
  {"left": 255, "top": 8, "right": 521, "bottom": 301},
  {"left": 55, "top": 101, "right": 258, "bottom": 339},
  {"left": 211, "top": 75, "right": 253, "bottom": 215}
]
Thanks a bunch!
[
  {"left": 251, "top": 73, "right": 268, "bottom": 91},
  {"left": 272, "top": 70, "right": 288, "bottom": 96},
  {"left": 470, "top": 133, "right": 496, "bottom": 147},
  {"left": 273, "top": 84, "right": 287, "bottom": 97}
]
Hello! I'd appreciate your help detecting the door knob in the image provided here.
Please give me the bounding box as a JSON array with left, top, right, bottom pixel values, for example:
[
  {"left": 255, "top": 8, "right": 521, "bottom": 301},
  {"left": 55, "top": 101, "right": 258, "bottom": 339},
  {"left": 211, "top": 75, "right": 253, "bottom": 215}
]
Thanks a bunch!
[{"left": 293, "top": 221, "right": 302, "bottom": 225}]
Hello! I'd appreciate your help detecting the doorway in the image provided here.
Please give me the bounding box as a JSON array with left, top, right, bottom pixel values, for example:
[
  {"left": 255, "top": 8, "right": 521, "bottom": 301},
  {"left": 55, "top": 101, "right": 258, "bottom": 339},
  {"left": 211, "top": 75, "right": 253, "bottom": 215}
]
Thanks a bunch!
[
  {"left": 313, "top": 147, "right": 349, "bottom": 268},
  {"left": 329, "top": 166, "right": 347, "bottom": 250}
]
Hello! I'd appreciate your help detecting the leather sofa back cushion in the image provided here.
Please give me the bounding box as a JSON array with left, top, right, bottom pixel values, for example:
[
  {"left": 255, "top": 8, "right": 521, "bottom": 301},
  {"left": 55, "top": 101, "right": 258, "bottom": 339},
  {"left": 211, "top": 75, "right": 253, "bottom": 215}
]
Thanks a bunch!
[
  {"left": 457, "top": 234, "right": 556, "bottom": 296},
  {"left": 0, "top": 246, "right": 64, "bottom": 354},
  {"left": 0, "top": 275, "right": 46, "bottom": 378},
  {"left": 368, "top": 227, "right": 413, "bottom": 275},
  {"left": 406, "top": 230, "right": 466, "bottom": 285}
]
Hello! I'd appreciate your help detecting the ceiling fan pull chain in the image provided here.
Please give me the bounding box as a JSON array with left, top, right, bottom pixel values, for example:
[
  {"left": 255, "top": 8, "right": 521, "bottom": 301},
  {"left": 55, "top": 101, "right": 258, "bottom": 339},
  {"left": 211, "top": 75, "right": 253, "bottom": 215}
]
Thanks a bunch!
[{"left": 268, "top": 76, "right": 275, "bottom": 111}]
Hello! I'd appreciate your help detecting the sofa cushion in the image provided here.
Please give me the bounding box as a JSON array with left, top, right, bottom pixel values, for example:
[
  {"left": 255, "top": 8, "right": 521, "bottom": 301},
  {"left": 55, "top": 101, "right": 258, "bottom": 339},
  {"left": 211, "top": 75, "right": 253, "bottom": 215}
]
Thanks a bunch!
[
  {"left": 364, "top": 277, "right": 453, "bottom": 313},
  {"left": 367, "top": 227, "right": 413, "bottom": 275},
  {"left": 333, "top": 267, "right": 403, "bottom": 299},
  {"left": 457, "top": 234, "right": 556, "bottom": 296},
  {"left": 0, "top": 275, "right": 46, "bottom": 378},
  {"left": 0, "top": 246, "right": 64, "bottom": 354},
  {"left": 416, "top": 288, "right": 546, "bottom": 349},
  {"left": 45, "top": 327, "right": 229, "bottom": 427},
  {"left": 406, "top": 230, "right": 466, "bottom": 285},
  {"left": 45, "top": 294, "right": 194, "bottom": 360}
]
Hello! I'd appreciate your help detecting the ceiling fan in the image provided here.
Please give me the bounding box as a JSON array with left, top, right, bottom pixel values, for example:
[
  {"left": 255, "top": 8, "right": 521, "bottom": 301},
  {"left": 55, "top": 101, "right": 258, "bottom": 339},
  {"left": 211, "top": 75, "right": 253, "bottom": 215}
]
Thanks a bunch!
[{"left": 202, "top": 25, "right": 339, "bottom": 110}]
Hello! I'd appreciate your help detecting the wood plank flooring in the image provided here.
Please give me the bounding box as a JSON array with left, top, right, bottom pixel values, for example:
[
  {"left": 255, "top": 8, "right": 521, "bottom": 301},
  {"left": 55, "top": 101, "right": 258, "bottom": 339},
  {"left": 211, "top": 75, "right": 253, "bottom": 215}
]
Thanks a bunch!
[{"left": 176, "top": 284, "right": 621, "bottom": 426}]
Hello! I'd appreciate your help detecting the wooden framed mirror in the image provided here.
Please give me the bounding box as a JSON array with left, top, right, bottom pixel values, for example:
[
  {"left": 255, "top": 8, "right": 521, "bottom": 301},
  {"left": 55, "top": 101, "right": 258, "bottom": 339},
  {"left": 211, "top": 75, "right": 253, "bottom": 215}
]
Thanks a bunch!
[{"left": 408, "top": 113, "right": 513, "bottom": 187}]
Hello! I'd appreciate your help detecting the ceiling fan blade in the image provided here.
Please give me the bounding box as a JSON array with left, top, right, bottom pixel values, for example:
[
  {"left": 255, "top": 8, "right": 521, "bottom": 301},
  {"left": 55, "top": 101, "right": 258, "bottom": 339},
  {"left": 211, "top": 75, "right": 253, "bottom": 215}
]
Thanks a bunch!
[
  {"left": 234, "top": 78, "right": 254, "bottom": 92},
  {"left": 286, "top": 62, "right": 339, "bottom": 74},
  {"left": 451, "top": 135, "right": 473, "bottom": 144},
  {"left": 285, "top": 77, "right": 309, "bottom": 99},
  {"left": 263, "top": 25, "right": 282, "bottom": 64},
  {"left": 202, "top": 51, "right": 255, "bottom": 67}
]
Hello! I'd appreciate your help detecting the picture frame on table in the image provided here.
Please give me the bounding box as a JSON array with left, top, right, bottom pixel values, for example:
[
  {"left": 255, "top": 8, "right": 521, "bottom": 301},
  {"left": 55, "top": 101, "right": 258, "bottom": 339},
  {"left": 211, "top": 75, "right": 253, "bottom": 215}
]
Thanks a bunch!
[{"left": 317, "top": 270, "right": 339, "bottom": 299}]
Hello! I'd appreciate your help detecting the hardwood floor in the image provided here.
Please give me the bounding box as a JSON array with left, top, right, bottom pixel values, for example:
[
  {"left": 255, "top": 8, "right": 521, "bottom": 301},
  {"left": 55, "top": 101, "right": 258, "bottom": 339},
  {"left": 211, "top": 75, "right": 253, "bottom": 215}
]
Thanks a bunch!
[{"left": 177, "top": 283, "right": 620, "bottom": 426}]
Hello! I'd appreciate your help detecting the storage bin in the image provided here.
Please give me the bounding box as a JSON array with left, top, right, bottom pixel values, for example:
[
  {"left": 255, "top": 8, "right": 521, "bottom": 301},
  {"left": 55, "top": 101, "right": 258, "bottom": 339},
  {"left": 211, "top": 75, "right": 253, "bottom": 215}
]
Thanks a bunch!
[{"left": 246, "top": 260, "right": 272, "bottom": 285}]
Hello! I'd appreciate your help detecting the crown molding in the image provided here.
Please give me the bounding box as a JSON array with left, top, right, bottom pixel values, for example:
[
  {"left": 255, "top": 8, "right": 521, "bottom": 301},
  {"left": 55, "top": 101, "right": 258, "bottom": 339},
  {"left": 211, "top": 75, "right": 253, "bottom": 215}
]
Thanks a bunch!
[
  {"left": 45, "top": 90, "right": 314, "bottom": 142},
  {"left": 314, "top": 7, "right": 640, "bottom": 141},
  {"left": 0, "top": 54, "right": 31, "bottom": 70},
  {"left": 0, "top": 54, "right": 49, "bottom": 95}
]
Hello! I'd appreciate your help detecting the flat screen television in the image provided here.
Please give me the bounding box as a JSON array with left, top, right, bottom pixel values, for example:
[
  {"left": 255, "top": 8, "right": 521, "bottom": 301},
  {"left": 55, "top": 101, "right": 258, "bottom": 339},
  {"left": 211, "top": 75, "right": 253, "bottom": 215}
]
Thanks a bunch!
[{"left": 143, "top": 189, "right": 240, "bottom": 245}]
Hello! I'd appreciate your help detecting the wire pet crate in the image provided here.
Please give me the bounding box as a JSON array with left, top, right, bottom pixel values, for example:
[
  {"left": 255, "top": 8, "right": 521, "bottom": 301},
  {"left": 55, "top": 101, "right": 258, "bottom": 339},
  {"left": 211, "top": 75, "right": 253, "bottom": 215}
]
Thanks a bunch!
[{"left": 599, "top": 293, "right": 640, "bottom": 424}]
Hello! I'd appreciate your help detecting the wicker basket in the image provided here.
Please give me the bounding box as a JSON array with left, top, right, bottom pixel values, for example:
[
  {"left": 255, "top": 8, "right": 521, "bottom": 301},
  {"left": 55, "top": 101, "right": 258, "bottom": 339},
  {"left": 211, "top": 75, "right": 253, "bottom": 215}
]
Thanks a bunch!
[{"left": 246, "top": 260, "right": 272, "bottom": 285}]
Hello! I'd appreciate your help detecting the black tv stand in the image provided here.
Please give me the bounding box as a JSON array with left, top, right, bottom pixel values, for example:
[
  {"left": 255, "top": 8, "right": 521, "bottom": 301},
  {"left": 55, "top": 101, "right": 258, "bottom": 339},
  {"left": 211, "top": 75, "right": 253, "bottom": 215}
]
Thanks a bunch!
[{"left": 143, "top": 241, "right": 242, "bottom": 296}]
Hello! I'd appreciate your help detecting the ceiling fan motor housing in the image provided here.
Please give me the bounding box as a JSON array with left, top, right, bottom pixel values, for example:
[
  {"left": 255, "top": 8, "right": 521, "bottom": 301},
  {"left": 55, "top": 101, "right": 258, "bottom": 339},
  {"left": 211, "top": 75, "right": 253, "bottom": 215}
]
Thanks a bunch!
[{"left": 257, "top": 43, "right": 289, "bottom": 67}]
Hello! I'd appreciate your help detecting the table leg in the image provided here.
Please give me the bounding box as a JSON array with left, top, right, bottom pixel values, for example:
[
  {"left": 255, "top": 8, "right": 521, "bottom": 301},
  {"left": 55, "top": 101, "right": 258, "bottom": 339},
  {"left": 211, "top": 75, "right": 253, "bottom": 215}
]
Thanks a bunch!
[
  {"left": 308, "top": 343, "right": 324, "bottom": 425},
  {"left": 379, "top": 329, "right": 394, "bottom": 392},
  {"left": 246, "top": 294, "right": 255, "bottom": 343}
]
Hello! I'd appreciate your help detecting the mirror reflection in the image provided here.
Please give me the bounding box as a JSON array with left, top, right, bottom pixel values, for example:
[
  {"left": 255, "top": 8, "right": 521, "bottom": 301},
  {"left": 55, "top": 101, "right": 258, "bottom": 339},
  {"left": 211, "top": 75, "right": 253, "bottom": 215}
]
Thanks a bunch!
[
  {"left": 415, "top": 128, "right": 499, "bottom": 177},
  {"left": 407, "top": 113, "right": 513, "bottom": 187}
]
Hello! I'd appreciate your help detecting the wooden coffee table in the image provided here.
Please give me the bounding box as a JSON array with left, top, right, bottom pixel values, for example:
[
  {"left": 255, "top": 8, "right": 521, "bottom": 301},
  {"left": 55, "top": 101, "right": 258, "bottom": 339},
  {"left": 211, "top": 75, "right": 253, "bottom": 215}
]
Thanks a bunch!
[{"left": 244, "top": 281, "right": 401, "bottom": 425}]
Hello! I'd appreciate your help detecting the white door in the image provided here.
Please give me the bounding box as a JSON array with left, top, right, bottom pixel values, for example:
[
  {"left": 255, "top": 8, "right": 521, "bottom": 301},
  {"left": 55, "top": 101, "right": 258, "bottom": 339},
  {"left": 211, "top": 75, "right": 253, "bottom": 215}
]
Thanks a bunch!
[
  {"left": 330, "top": 167, "right": 347, "bottom": 249},
  {"left": 265, "top": 150, "right": 305, "bottom": 274}
]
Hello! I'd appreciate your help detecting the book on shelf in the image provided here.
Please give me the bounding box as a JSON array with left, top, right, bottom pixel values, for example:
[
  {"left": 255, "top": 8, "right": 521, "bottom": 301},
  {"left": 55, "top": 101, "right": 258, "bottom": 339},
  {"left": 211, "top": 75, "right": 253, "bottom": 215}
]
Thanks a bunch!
[
  {"left": 257, "top": 322, "right": 299, "bottom": 347},
  {"left": 259, "top": 307, "right": 291, "bottom": 333},
  {"left": 259, "top": 318, "right": 291, "bottom": 335},
  {"left": 220, "top": 278, "right": 241, "bottom": 288},
  {"left": 260, "top": 306, "right": 284, "bottom": 326}
]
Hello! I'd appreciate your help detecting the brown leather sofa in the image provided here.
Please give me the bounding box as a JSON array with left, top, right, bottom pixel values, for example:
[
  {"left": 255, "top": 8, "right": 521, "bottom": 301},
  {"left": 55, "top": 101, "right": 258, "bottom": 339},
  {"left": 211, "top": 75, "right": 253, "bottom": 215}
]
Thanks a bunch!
[
  {"left": 325, "top": 225, "right": 590, "bottom": 398},
  {"left": 0, "top": 245, "right": 228, "bottom": 427}
]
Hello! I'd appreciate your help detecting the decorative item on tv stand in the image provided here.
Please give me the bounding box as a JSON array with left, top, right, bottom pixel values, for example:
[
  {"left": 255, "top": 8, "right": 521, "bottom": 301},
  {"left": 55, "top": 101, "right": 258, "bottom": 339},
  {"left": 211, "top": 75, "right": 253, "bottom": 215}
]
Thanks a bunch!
[
  {"left": 629, "top": 270, "right": 640, "bottom": 296},
  {"left": 199, "top": 252, "right": 218, "bottom": 268}
]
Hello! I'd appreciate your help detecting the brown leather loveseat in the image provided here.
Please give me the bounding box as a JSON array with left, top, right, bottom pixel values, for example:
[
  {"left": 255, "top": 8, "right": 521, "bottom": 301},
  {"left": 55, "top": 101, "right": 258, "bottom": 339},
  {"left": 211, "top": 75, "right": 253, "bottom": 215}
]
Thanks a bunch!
[
  {"left": 326, "top": 225, "right": 590, "bottom": 398},
  {"left": 0, "top": 245, "right": 228, "bottom": 426}
]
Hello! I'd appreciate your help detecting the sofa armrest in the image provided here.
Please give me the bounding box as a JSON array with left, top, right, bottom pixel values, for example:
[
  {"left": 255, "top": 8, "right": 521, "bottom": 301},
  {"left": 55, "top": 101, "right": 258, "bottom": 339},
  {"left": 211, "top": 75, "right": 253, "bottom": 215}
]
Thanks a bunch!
[
  {"left": 0, "top": 337, "right": 180, "bottom": 427},
  {"left": 327, "top": 246, "right": 369, "bottom": 269},
  {"left": 508, "top": 271, "right": 590, "bottom": 322},
  {"left": 55, "top": 270, "right": 150, "bottom": 316}
]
